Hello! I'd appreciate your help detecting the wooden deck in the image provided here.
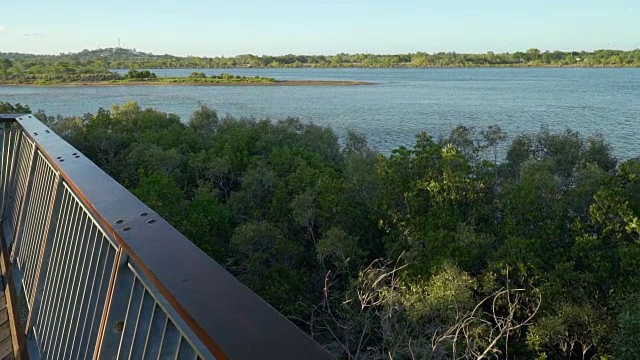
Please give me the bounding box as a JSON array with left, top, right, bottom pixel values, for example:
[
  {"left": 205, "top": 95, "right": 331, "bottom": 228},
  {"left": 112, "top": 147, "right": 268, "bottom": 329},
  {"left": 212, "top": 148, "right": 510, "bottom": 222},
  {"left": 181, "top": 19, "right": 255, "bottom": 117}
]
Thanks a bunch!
[{"left": 0, "top": 275, "right": 14, "bottom": 360}]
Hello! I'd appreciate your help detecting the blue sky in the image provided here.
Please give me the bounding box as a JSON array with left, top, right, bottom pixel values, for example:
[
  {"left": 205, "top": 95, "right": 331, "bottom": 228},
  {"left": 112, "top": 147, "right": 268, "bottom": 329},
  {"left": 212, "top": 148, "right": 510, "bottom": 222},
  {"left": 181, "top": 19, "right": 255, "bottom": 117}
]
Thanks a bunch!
[{"left": 1, "top": 0, "right": 639, "bottom": 56}]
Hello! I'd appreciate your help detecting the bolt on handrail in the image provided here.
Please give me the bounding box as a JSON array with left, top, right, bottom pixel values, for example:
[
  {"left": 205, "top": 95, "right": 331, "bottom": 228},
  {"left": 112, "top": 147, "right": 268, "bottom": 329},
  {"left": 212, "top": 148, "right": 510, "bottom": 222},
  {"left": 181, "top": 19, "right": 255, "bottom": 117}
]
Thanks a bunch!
[{"left": 0, "top": 114, "right": 334, "bottom": 360}]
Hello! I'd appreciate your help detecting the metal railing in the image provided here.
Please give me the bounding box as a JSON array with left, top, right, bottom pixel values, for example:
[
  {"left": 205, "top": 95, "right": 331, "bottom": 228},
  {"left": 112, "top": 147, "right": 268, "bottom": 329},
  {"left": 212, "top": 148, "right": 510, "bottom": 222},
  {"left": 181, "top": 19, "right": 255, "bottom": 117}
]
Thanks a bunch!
[{"left": 0, "top": 114, "right": 334, "bottom": 360}]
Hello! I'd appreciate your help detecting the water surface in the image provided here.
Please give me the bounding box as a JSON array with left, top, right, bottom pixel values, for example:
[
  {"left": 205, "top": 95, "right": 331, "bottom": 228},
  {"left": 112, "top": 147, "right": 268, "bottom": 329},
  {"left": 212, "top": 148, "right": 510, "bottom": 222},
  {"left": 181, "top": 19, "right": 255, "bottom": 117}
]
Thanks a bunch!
[{"left": 1, "top": 68, "right": 638, "bottom": 158}]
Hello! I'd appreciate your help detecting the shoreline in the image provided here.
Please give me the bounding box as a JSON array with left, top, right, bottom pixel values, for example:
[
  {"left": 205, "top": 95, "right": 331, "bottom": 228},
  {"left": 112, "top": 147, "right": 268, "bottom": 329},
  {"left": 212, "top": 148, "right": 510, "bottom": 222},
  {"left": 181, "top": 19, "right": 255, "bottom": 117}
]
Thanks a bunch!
[
  {"left": 104, "top": 65, "right": 640, "bottom": 70},
  {"left": 0, "top": 80, "right": 375, "bottom": 87}
]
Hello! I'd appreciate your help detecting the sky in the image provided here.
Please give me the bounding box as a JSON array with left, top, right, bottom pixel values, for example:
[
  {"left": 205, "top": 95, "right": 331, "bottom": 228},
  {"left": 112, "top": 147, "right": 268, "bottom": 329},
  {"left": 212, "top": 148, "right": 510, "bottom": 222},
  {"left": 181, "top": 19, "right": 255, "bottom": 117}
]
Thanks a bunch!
[{"left": 1, "top": 0, "right": 639, "bottom": 56}]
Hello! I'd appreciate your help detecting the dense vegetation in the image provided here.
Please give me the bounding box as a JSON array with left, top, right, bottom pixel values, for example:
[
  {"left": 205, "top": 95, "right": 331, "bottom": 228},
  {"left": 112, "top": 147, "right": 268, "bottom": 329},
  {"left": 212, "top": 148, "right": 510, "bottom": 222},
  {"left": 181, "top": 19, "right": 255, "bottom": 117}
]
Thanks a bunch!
[
  {"left": 2, "top": 47, "right": 640, "bottom": 70},
  {"left": 0, "top": 58, "right": 275, "bottom": 85},
  {"left": 1, "top": 101, "right": 639, "bottom": 359}
]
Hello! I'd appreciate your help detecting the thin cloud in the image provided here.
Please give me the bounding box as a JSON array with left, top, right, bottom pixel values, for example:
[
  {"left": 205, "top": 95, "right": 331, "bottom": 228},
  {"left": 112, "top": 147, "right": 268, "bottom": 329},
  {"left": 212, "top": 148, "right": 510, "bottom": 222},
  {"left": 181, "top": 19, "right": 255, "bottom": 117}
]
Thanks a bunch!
[
  {"left": 0, "top": 26, "right": 6, "bottom": 33},
  {"left": 24, "top": 33, "right": 45, "bottom": 37}
]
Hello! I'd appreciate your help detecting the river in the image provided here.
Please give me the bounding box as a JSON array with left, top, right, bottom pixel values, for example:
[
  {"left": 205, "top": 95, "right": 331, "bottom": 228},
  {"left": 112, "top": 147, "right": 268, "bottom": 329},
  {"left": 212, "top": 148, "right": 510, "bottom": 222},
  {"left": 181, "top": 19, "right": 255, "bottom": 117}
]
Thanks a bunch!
[{"left": 1, "top": 68, "right": 639, "bottom": 158}]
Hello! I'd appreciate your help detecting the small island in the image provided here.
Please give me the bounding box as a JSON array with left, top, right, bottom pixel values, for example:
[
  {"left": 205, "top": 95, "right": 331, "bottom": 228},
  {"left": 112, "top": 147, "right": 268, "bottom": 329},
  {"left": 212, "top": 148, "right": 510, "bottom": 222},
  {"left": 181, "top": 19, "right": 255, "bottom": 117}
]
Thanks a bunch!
[{"left": 0, "top": 65, "right": 372, "bottom": 87}]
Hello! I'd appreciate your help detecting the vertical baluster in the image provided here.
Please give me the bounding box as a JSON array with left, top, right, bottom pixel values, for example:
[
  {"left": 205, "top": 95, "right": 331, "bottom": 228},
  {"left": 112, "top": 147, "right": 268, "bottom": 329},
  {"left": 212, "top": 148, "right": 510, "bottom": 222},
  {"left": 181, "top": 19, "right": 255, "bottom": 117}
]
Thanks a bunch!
[
  {"left": 39, "top": 190, "right": 75, "bottom": 355},
  {"left": 117, "top": 277, "right": 145, "bottom": 360},
  {"left": 142, "top": 305, "right": 167, "bottom": 360},
  {"left": 74, "top": 232, "right": 106, "bottom": 358},
  {"left": 24, "top": 175, "right": 62, "bottom": 333},
  {"left": 1, "top": 127, "right": 19, "bottom": 222},
  {"left": 83, "top": 242, "right": 116, "bottom": 360},
  {"left": 66, "top": 222, "right": 100, "bottom": 359},
  {"left": 157, "top": 320, "right": 181, "bottom": 360},
  {"left": 96, "top": 251, "right": 135, "bottom": 360},
  {"left": 53, "top": 210, "right": 91, "bottom": 360}
]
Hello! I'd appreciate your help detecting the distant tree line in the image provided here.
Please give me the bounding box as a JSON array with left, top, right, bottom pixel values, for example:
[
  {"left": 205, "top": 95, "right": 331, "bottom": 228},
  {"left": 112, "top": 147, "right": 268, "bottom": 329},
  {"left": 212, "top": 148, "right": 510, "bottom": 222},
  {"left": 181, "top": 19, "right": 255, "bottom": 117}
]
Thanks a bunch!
[
  {"left": 0, "top": 56, "right": 122, "bottom": 84},
  {"left": 2, "top": 48, "right": 640, "bottom": 73},
  {"left": 1, "top": 101, "right": 640, "bottom": 358},
  {"left": 0, "top": 58, "right": 275, "bottom": 85}
]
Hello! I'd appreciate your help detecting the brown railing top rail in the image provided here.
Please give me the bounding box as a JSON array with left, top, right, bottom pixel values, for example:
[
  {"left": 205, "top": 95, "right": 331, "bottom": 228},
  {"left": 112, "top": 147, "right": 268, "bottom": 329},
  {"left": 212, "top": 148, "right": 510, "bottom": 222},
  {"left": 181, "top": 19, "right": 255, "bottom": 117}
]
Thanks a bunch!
[{"left": 1, "top": 114, "right": 334, "bottom": 360}]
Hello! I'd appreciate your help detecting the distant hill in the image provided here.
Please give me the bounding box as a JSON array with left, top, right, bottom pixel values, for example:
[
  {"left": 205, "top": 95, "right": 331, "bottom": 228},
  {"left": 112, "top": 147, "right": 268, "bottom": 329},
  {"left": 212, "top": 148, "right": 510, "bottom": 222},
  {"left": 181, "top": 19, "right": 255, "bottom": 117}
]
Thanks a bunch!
[{"left": 0, "top": 47, "right": 177, "bottom": 61}]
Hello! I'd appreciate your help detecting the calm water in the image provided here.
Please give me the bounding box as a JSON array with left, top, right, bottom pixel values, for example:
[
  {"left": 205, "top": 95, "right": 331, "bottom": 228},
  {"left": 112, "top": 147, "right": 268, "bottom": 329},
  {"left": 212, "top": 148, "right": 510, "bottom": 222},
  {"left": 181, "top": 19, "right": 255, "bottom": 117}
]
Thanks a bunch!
[{"left": 1, "top": 68, "right": 639, "bottom": 158}]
